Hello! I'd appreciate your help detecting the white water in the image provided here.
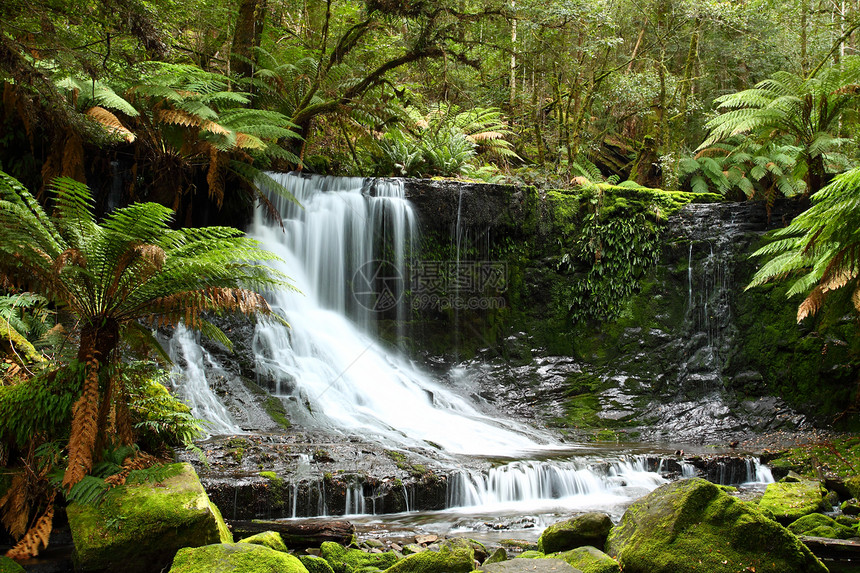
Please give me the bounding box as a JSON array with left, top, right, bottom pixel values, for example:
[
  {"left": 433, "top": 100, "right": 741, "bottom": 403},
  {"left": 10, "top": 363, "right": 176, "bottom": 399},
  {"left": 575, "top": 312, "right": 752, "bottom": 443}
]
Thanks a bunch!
[{"left": 248, "top": 173, "right": 551, "bottom": 456}]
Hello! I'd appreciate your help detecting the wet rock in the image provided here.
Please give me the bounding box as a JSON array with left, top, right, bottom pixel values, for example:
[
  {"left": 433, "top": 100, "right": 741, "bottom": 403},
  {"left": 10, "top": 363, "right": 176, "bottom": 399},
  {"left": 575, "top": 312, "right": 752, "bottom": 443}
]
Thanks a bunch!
[
  {"left": 482, "top": 558, "right": 580, "bottom": 572},
  {"left": 384, "top": 544, "right": 474, "bottom": 573},
  {"left": 68, "top": 463, "right": 231, "bottom": 573},
  {"left": 841, "top": 499, "right": 860, "bottom": 515},
  {"left": 300, "top": 555, "right": 335, "bottom": 573},
  {"left": 606, "top": 478, "right": 827, "bottom": 573},
  {"left": 168, "top": 543, "right": 308, "bottom": 573},
  {"left": 484, "top": 547, "right": 507, "bottom": 565},
  {"left": 759, "top": 480, "right": 829, "bottom": 524},
  {"left": 319, "top": 541, "right": 398, "bottom": 573},
  {"left": 537, "top": 513, "right": 612, "bottom": 553}
]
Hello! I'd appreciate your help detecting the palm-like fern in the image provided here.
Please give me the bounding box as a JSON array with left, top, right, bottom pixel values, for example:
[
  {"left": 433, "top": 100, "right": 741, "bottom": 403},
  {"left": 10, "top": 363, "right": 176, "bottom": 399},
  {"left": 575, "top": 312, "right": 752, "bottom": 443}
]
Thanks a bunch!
[
  {"left": 0, "top": 170, "right": 291, "bottom": 489},
  {"left": 698, "top": 58, "right": 860, "bottom": 194},
  {"left": 747, "top": 167, "right": 860, "bottom": 322}
]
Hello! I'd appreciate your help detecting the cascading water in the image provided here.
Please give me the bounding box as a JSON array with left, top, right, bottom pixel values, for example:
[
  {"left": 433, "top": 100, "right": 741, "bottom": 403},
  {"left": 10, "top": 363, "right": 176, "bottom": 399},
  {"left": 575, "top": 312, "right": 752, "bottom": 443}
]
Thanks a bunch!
[{"left": 247, "top": 173, "right": 550, "bottom": 456}]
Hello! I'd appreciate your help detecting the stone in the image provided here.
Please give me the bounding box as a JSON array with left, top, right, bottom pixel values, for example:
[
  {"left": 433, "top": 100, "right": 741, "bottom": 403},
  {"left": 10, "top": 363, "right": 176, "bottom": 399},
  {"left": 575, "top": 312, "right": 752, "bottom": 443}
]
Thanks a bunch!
[
  {"left": 759, "top": 480, "right": 830, "bottom": 524},
  {"left": 605, "top": 478, "right": 828, "bottom": 573},
  {"left": 169, "top": 543, "right": 309, "bottom": 572},
  {"left": 320, "top": 541, "right": 399, "bottom": 573},
  {"left": 68, "top": 463, "right": 232, "bottom": 572},
  {"left": 238, "top": 530, "right": 287, "bottom": 552},
  {"left": 301, "top": 555, "right": 336, "bottom": 573},
  {"left": 401, "top": 544, "right": 425, "bottom": 555},
  {"left": 537, "top": 513, "right": 613, "bottom": 553},
  {"left": 414, "top": 534, "right": 438, "bottom": 544},
  {"left": 516, "top": 550, "right": 545, "bottom": 559},
  {"left": 384, "top": 545, "right": 474, "bottom": 573},
  {"left": 0, "top": 557, "right": 25, "bottom": 573},
  {"left": 788, "top": 513, "right": 856, "bottom": 539},
  {"left": 550, "top": 546, "right": 620, "bottom": 573},
  {"left": 443, "top": 537, "right": 488, "bottom": 562},
  {"left": 846, "top": 476, "right": 860, "bottom": 500},
  {"left": 484, "top": 547, "right": 507, "bottom": 565},
  {"left": 842, "top": 499, "right": 860, "bottom": 516},
  {"left": 481, "top": 558, "right": 581, "bottom": 572}
]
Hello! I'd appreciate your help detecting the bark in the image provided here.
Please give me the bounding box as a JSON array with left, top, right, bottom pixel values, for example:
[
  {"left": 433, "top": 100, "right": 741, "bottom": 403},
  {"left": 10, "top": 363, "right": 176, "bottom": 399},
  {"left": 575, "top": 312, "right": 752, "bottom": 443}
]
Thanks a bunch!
[
  {"left": 230, "top": 0, "right": 268, "bottom": 78},
  {"left": 231, "top": 520, "right": 355, "bottom": 548}
]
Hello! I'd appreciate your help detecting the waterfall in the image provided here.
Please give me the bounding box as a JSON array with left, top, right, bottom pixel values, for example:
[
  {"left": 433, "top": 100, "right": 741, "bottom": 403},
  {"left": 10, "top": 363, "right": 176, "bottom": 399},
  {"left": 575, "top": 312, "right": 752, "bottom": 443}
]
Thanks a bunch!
[
  {"left": 168, "top": 324, "right": 241, "bottom": 435},
  {"left": 246, "top": 173, "right": 550, "bottom": 456}
]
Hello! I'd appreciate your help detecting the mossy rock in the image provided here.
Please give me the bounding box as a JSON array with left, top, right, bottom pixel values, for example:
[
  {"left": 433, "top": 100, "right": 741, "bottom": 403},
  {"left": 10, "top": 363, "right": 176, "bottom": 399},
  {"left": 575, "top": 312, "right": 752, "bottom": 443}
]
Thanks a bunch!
[
  {"left": 759, "top": 480, "right": 829, "bottom": 524},
  {"left": 169, "top": 542, "right": 309, "bottom": 572},
  {"left": 238, "top": 530, "right": 288, "bottom": 552},
  {"left": 841, "top": 499, "right": 860, "bottom": 515},
  {"left": 320, "top": 542, "right": 399, "bottom": 573},
  {"left": 443, "top": 537, "right": 488, "bottom": 562},
  {"left": 68, "top": 463, "right": 232, "bottom": 572},
  {"left": 483, "top": 547, "right": 507, "bottom": 565},
  {"left": 481, "top": 558, "right": 580, "bottom": 572},
  {"left": 538, "top": 512, "right": 612, "bottom": 553},
  {"left": 847, "top": 476, "right": 860, "bottom": 499},
  {"left": 301, "top": 555, "right": 337, "bottom": 573},
  {"left": 383, "top": 545, "right": 474, "bottom": 573},
  {"left": 515, "top": 550, "right": 545, "bottom": 559},
  {"left": 550, "top": 546, "right": 620, "bottom": 573},
  {"left": 0, "top": 557, "right": 25, "bottom": 573},
  {"left": 605, "top": 478, "right": 827, "bottom": 573},
  {"left": 788, "top": 513, "right": 856, "bottom": 539}
]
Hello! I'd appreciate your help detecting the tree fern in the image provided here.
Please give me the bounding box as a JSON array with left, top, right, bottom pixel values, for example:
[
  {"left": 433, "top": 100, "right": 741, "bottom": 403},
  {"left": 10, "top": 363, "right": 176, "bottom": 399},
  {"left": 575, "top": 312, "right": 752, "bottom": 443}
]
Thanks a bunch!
[{"left": 747, "top": 167, "right": 860, "bottom": 321}]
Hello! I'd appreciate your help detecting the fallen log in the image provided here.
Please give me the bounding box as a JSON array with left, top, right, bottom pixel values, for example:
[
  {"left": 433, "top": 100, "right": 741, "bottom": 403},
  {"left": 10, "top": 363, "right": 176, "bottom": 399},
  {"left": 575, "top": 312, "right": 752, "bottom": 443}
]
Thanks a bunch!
[
  {"left": 799, "top": 535, "right": 860, "bottom": 560},
  {"left": 230, "top": 519, "right": 355, "bottom": 548}
]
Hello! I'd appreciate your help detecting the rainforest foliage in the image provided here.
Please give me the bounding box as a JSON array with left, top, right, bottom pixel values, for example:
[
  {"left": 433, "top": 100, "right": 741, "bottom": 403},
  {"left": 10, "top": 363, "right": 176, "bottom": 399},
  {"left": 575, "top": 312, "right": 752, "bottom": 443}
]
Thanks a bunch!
[{"left": 1, "top": 0, "right": 860, "bottom": 562}]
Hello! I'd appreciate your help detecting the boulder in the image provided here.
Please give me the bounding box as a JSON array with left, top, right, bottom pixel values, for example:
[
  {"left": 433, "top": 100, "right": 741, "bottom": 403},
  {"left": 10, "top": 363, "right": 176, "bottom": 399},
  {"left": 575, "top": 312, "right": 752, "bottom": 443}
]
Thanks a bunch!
[
  {"left": 0, "top": 557, "right": 25, "bottom": 572},
  {"left": 384, "top": 545, "right": 475, "bottom": 573},
  {"left": 301, "top": 555, "right": 336, "bottom": 573},
  {"left": 842, "top": 499, "right": 860, "bottom": 516},
  {"left": 516, "top": 550, "right": 545, "bottom": 559},
  {"left": 605, "top": 478, "right": 827, "bottom": 573},
  {"left": 238, "top": 530, "right": 288, "bottom": 552},
  {"left": 443, "top": 537, "right": 488, "bottom": 562},
  {"left": 484, "top": 547, "right": 507, "bottom": 565},
  {"left": 169, "top": 542, "right": 308, "bottom": 572},
  {"left": 320, "top": 541, "right": 399, "bottom": 573},
  {"left": 788, "top": 513, "right": 856, "bottom": 539},
  {"left": 759, "top": 480, "right": 830, "bottom": 524},
  {"left": 481, "top": 558, "right": 580, "bottom": 572},
  {"left": 551, "top": 546, "right": 620, "bottom": 573},
  {"left": 537, "top": 513, "right": 612, "bottom": 553},
  {"left": 846, "top": 476, "right": 860, "bottom": 500},
  {"left": 68, "top": 463, "right": 232, "bottom": 572}
]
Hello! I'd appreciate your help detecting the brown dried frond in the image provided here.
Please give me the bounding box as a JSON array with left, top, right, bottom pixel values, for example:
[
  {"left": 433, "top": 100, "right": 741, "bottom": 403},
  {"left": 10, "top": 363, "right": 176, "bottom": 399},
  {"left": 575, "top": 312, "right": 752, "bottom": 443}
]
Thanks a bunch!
[
  {"left": 834, "top": 84, "right": 860, "bottom": 95},
  {"left": 694, "top": 146, "right": 731, "bottom": 159},
  {"left": 200, "top": 120, "right": 230, "bottom": 136},
  {"left": 0, "top": 474, "right": 30, "bottom": 539},
  {"left": 204, "top": 287, "right": 270, "bottom": 315},
  {"left": 86, "top": 107, "right": 135, "bottom": 142},
  {"left": 5, "top": 493, "right": 55, "bottom": 560},
  {"left": 156, "top": 108, "right": 203, "bottom": 129},
  {"left": 61, "top": 132, "right": 86, "bottom": 184},
  {"left": 207, "top": 147, "right": 224, "bottom": 208},
  {"left": 797, "top": 286, "right": 825, "bottom": 322},
  {"left": 62, "top": 357, "right": 100, "bottom": 490},
  {"left": 467, "top": 132, "right": 504, "bottom": 142},
  {"left": 53, "top": 249, "right": 87, "bottom": 275},
  {"left": 235, "top": 133, "right": 265, "bottom": 150}
]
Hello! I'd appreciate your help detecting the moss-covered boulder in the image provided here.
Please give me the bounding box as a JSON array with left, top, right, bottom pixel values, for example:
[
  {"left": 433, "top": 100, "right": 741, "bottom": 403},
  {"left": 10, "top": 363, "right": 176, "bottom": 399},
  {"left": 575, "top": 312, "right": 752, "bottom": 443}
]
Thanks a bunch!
[
  {"left": 516, "top": 550, "right": 544, "bottom": 559},
  {"left": 443, "top": 537, "right": 488, "bottom": 562},
  {"left": 169, "top": 542, "right": 309, "bottom": 572},
  {"left": 537, "top": 513, "right": 612, "bottom": 553},
  {"left": 68, "top": 463, "right": 232, "bottom": 572},
  {"left": 759, "top": 480, "right": 829, "bottom": 524},
  {"left": 847, "top": 476, "right": 860, "bottom": 500},
  {"left": 841, "top": 499, "right": 860, "bottom": 516},
  {"left": 0, "top": 557, "right": 25, "bottom": 573},
  {"left": 605, "top": 478, "right": 827, "bottom": 573},
  {"left": 551, "top": 546, "right": 620, "bottom": 573},
  {"left": 483, "top": 548, "right": 507, "bottom": 565},
  {"left": 301, "top": 555, "right": 337, "bottom": 573},
  {"left": 788, "top": 513, "right": 856, "bottom": 539},
  {"left": 238, "top": 530, "right": 288, "bottom": 552},
  {"left": 384, "top": 545, "right": 475, "bottom": 573},
  {"left": 320, "top": 541, "right": 399, "bottom": 573}
]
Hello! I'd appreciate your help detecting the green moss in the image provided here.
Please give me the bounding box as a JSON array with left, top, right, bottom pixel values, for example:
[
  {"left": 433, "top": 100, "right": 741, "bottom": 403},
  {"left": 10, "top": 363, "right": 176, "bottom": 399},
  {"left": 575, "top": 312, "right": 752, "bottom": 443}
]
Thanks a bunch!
[
  {"left": 606, "top": 478, "right": 827, "bottom": 573},
  {"left": 759, "top": 481, "right": 829, "bottom": 524},
  {"left": 169, "top": 543, "right": 309, "bottom": 573},
  {"left": 383, "top": 545, "right": 474, "bottom": 573},
  {"left": 241, "top": 378, "right": 291, "bottom": 430},
  {"left": 68, "top": 463, "right": 232, "bottom": 572},
  {"left": 320, "top": 541, "right": 399, "bottom": 573},
  {"left": 538, "top": 513, "right": 612, "bottom": 553},
  {"left": 787, "top": 513, "right": 856, "bottom": 539},
  {"left": 550, "top": 546, "right": 621, "bottom": 573},
  {"left": 239, "top": 530, "right": 288, "bottom": 552},
  {"left": 301, "top": 555, "right": 336, "bottom": 573},
  {"left": 516, "top": 550, "right": 545, "bottom": 559}
]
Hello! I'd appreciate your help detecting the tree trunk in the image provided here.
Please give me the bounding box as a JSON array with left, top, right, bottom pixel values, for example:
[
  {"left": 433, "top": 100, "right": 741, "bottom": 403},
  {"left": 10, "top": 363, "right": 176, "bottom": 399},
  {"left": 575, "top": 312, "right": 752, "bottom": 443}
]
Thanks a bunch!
[{"left": 230, "top": 0, "right": 268, "bottom": 78}]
